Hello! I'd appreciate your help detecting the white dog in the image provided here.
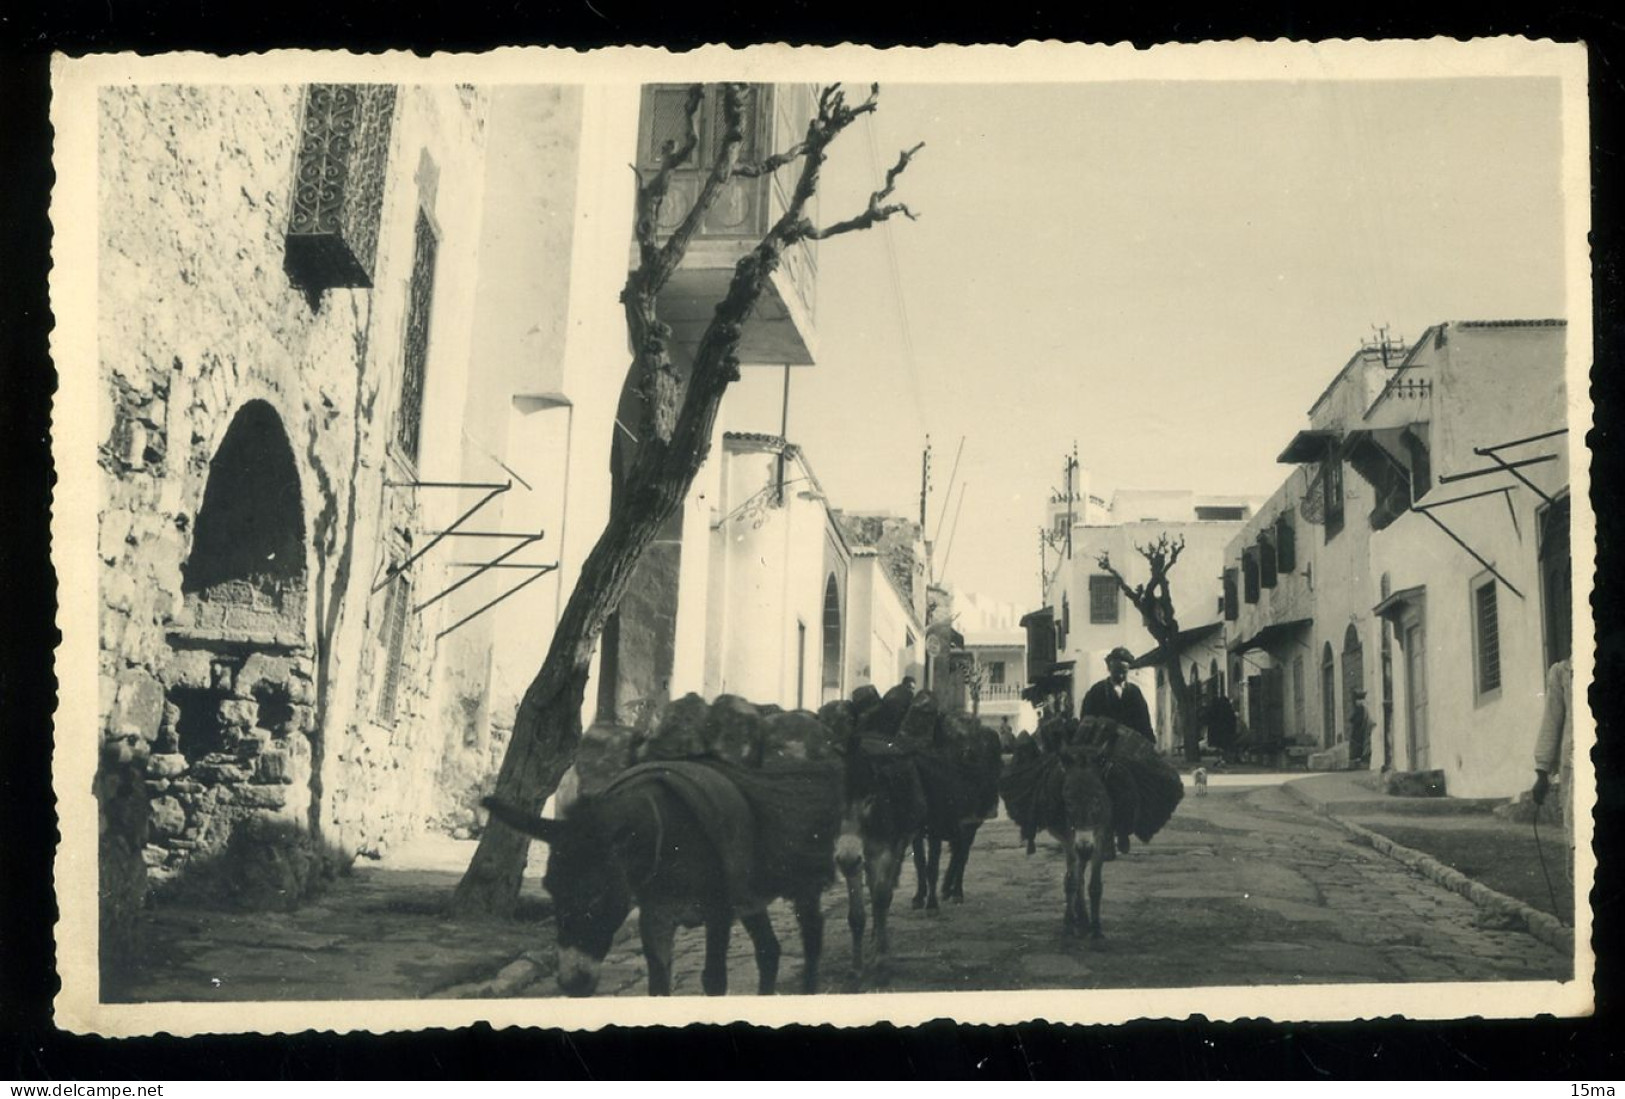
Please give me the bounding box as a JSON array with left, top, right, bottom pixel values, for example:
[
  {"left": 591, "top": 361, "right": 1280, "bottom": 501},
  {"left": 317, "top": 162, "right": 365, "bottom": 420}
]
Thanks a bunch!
[{"left": 1193, "top": 766, "right": 1209, "bottom": 795}]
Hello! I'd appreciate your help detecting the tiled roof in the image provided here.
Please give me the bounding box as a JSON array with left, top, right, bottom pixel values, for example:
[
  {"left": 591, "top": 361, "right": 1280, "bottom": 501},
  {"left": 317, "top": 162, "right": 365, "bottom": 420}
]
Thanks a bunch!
[{"left": 1457, "top": 319, "right": 1566, "bottom": 329}]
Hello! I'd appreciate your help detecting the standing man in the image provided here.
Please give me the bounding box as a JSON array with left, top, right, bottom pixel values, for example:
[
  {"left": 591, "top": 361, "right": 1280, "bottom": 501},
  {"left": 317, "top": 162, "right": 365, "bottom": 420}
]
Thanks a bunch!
[
  {"left": 1348, "top": 688, "right": 1372, "bottom": 769},
  {"left": 1080, "top": 646, "right": 1154, "bottom": 743},
  {"left": 1532, "top": 657, "right": 1575, "bottom": 886}
]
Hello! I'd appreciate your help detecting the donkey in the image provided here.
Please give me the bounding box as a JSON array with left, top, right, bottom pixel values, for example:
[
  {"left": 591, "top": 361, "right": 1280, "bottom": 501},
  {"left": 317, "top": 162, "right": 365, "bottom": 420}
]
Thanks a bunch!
[
  {"left": 1000, "top": 739, "right": 1115, "bottom": 940},
  {"left": 483, "top": 758, "right": 838, "bottom": 997},
  {"left": 911, "top": 720, "right": 1004, "bottom": 910},
  {"left": 1053, "top": 748, "right": 1114, "bottom": 940},
  {"left": 836, "top": 735, "right": 928, "bottom": 975}
]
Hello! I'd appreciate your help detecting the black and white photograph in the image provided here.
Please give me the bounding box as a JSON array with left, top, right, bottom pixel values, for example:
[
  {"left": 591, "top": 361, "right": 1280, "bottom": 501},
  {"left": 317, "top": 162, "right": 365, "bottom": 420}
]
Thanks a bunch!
[{"left": 48, "top": 40, "right": 1594, "bottom": 1035}]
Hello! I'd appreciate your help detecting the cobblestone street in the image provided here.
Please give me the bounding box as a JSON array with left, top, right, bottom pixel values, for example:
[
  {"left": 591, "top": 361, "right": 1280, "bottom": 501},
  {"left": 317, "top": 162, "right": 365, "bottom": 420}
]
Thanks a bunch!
[
  {"left": 574, "top": 782, "right": 1570, "bottom": 997},
  {"left": 114, "top": 778, "right": 1573, "bottom": 1005}
]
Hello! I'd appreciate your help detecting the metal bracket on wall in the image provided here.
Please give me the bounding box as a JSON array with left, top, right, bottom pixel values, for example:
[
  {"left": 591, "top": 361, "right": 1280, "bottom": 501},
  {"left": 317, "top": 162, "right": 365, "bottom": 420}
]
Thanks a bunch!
[
  {"left": 372, "top": 479, "right": 512, "bottom": 593},
  {"left": 1471, "top": 426, "right": 1569, "bottom": 507},
  {"left": 434, "top": 561, "right": 560, "bottom": 641},
  {"left": 413, "top": 531, "right": 546, "bottom": 615}
]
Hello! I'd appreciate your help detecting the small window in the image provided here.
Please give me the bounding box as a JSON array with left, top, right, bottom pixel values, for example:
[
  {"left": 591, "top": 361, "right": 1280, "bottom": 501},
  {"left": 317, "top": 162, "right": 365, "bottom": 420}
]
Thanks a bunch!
[
  {"left": 1242, "top": 548, "right": 1260, "bottom": 604},
  {"left": 1473, "top": 576, "right": 1502, "bottom": 701},
  {"left": 1323, "top": 457, "right": 1346, "bottom": 541},
  {"left": 1195, "top": 505, "right": 1248, "bottom": 521},
  {"left": 988, "top": 661, "right": 1006, "bottom": 686},
  {"left": 1258, "top": 531, "right": 1278, "bottom": 588},
  {"left": 1276, "top": 514, "right": 1297, "bottom": 574},
  {"left": 1222, "top": 568, "right": 1239, "bottom": 621},
  {"left": 1088, "top": 575, "right": 1119, "bottom": 624},
  {"left": 376, "top": 575, "right": 413, "bottom": 725}
]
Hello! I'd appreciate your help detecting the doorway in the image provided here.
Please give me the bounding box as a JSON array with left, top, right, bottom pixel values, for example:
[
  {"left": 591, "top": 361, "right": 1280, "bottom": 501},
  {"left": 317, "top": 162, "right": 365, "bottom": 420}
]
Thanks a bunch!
[{"left": 1404, "top": 619, "right": 1429, "bottom": 770}]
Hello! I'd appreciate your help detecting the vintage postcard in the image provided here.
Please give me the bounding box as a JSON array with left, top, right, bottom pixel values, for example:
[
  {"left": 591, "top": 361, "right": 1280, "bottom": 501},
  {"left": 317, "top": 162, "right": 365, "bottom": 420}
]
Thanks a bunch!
[{"left": 50, "top": 39, "right": 1595, "bottom": 1036}]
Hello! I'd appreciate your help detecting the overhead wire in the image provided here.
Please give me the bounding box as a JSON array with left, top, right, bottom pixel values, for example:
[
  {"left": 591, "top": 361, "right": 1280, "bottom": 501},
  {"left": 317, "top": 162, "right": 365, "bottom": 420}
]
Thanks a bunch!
[{"left": 863, "top": 112, "right": 929, "bottom": 444}]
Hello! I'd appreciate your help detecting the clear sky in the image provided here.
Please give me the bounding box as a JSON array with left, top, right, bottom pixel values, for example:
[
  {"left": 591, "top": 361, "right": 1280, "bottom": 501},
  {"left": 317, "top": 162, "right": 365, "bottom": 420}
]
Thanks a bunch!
[{"left": 720, "top": 78, "right": 1567, "bottom": 610}]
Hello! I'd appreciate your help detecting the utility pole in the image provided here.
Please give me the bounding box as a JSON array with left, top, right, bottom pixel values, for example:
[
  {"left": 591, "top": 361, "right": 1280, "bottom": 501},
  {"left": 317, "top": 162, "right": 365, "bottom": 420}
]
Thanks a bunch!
[{"left": 919, "top": 434, "right": 932, "bottom": 529}]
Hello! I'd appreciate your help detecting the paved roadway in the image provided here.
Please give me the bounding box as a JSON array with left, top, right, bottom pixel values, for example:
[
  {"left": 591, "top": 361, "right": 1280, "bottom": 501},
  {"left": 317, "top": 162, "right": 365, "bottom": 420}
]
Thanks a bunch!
[{"left": 582, "top": 782, "right": 1570, "bottom": 996}]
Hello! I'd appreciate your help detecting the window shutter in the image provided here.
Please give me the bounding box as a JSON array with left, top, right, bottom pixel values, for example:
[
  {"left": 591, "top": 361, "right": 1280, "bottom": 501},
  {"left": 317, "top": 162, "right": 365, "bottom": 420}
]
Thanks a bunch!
[
  {"left": 1089, "top": 575, "right": 1119, "bottom": 624},
  {"left": 1242, "top": 547, "right": 1260, "bottom": 604},
  {"left": 1276, "top": 516, "right": 1297, "bottom": 573},
  {"left": 1258, "top": 530, "right": 1278, "bottom": 588},
  {"left": 1475, "top": 581, "right": 1501, "bottom": 695},
  {"left": 1223, "top": 568, "right": 1239, "bottom": 621},
  {"left": 1323, "top": 458, "right": 1346, "bottom": 538}
]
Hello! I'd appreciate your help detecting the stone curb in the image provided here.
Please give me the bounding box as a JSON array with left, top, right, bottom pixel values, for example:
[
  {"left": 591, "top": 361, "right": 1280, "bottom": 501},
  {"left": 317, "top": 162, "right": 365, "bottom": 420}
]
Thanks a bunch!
[{"left": 1284, "top": 783, "right": 1574, "bottom": 956}]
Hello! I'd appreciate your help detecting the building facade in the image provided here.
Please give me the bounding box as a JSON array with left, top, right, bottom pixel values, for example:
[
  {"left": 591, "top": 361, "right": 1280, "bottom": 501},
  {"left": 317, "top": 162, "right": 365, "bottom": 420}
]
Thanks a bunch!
[
  {"left": 1215, "top": 321, "right": 1571, "bottom": 794},
  {"left": 1033, "top": 486, "right": 1257, "bottom": 751},
  {"left": 94, "top": 80, "right": 837, "bottom": 967},
  {"left": 1362, "top": 320, "right": 1570, "bottom": 797}
]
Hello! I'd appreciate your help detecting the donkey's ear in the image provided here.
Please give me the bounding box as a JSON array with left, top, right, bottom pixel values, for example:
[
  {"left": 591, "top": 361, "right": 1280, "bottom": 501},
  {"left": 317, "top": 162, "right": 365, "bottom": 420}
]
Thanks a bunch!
[{"left": 482, "top": 796, "right": 561, "bottom": 843}]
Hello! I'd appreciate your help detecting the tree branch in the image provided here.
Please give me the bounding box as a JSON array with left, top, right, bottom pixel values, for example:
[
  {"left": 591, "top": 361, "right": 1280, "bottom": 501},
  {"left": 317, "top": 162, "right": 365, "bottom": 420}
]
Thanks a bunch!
[
  {"left": 631, "top": 84, "right": 704, "bottom": 273},
  {"left": 654, "top": 83, "right": 750, "bottom": 287},
  {"left": 732, "top": 142, "right": 808, "bottom": 178},
  {"left": 796, "top": 142, "right": 924, "bottom": 241},
  {"left": 1095, "top": 551, "right": 1144, "bottom": 608}
]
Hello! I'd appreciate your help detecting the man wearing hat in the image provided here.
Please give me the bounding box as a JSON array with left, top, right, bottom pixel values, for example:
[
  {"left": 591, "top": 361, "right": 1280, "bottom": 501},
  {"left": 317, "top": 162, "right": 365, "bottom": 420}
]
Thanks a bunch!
[
  {"left": 1080, "top": 646, "right": 1155, "bottom": 743},
  {"left": 1348, "top": 687, "right": 1372, "bottom": 768}
]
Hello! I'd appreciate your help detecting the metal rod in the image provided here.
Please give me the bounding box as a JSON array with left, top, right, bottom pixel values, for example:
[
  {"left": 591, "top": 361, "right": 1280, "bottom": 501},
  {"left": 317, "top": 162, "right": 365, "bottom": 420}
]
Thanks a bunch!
[
  {"left": 1478, "top": 427, "right": 1568, "bottom": 453},
  {"left": 413, "top": 534, "right": 542, "bottom": 614},
  {"left": 383, "top": 479, "right": 512, "bottom": 490},
  {"left": 934, "top": 435, "right": 967, "bottom": 545},
  {"left": 425, "top": 529, "right": 547, "bottom": 539},
  {"left": 491, "top": 456, "right": 534, "bottom": 493},
  {"left": 450, "top": 561, "right": 561, "bottom": 569},
  {"left": 1415, "top": 507, "right": 1523, "bottom": 600},
  {"left": 1473, "top": 447, "right": 1556, "bottom": 506},
  {"left": 1436, "top": 454, "right": 1555, "bottom": 484},
  {"left": 1412, "top": 485, "right": 1515, "bottom": 511},
  {"left": 435, "top": 566, "right": 556, "bottom": 641},
  {"left": 371, "top": 484, "right": 511, "bottom": 593}
]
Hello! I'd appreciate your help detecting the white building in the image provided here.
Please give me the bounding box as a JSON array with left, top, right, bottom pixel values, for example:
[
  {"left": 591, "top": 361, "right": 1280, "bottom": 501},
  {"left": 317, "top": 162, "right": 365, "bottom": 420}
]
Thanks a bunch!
[
  {"left": 1362, "top": 320, "right": 1571, "bottom": 797},
  {"left": 1034, "top": 485, "right": 1260, "bottom": 752}
]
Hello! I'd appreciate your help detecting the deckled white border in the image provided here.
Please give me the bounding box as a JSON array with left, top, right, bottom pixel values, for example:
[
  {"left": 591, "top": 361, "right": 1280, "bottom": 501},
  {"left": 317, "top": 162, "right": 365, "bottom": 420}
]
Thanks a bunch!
[{"left": 50, "top": 38, "right": 1596, "bottom": 1037}]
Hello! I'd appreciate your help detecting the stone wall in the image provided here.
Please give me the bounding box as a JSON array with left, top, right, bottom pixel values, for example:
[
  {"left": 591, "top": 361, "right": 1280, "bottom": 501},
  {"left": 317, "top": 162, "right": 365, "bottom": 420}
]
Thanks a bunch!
[{"left": 96, "top": 83, "right": 497, "bottom": 965}]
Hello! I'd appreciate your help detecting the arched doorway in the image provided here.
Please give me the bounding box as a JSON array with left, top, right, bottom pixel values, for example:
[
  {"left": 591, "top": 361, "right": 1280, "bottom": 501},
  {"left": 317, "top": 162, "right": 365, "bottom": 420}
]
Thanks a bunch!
[
  {"left": 1342, "top": 622, "right": 1365, "bottom": 752},
  {"left": 821, "top": 573, "right": 842, "bottom": 705}
]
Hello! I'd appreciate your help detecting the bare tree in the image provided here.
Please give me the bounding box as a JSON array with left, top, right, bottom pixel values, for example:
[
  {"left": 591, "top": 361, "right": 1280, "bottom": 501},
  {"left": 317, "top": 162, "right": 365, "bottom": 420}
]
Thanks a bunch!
[
  {"left": 959, "top": 653, "right": 989, "bottom": 717},
  {"left": 452, "top": 83, "right": 921, "bottom": 916},
  {"left": 1096, "top": 534, "right": 1195, "bottom": 758}
]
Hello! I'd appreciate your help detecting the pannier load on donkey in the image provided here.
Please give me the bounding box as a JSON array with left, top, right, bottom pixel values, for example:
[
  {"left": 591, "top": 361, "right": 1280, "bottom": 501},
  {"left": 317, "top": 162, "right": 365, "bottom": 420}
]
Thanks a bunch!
[
  {"left": 484, "top": 693, "right": 846, "bottom": 997},
  {"left": 1000, "top": 713, "right": 1184, "bottom": 939}
]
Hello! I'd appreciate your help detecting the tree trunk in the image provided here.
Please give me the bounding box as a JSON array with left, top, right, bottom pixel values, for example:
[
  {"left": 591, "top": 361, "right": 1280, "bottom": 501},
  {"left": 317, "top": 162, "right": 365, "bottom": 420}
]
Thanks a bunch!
[
  {"left": 449, "top": 395, "right": 727, "bottom": 917},
  {"left": 449, "top": 83, "right": 918, "bottom": 918},
  {"left": 1163, "top": 652, "right": 1194, "bottom": 760}
]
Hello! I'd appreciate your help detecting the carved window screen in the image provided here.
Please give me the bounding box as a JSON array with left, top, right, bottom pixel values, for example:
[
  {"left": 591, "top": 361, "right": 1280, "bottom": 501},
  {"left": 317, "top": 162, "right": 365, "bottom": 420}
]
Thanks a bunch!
[
  {"left": 395, "top": 209, "right": 438, "bottom": 464},
  {"left": 286, "top": 84, "right": 397, "bottom": 291},
  {"left": 377, "top": 575, "right": 412, "bottom": 726}
]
